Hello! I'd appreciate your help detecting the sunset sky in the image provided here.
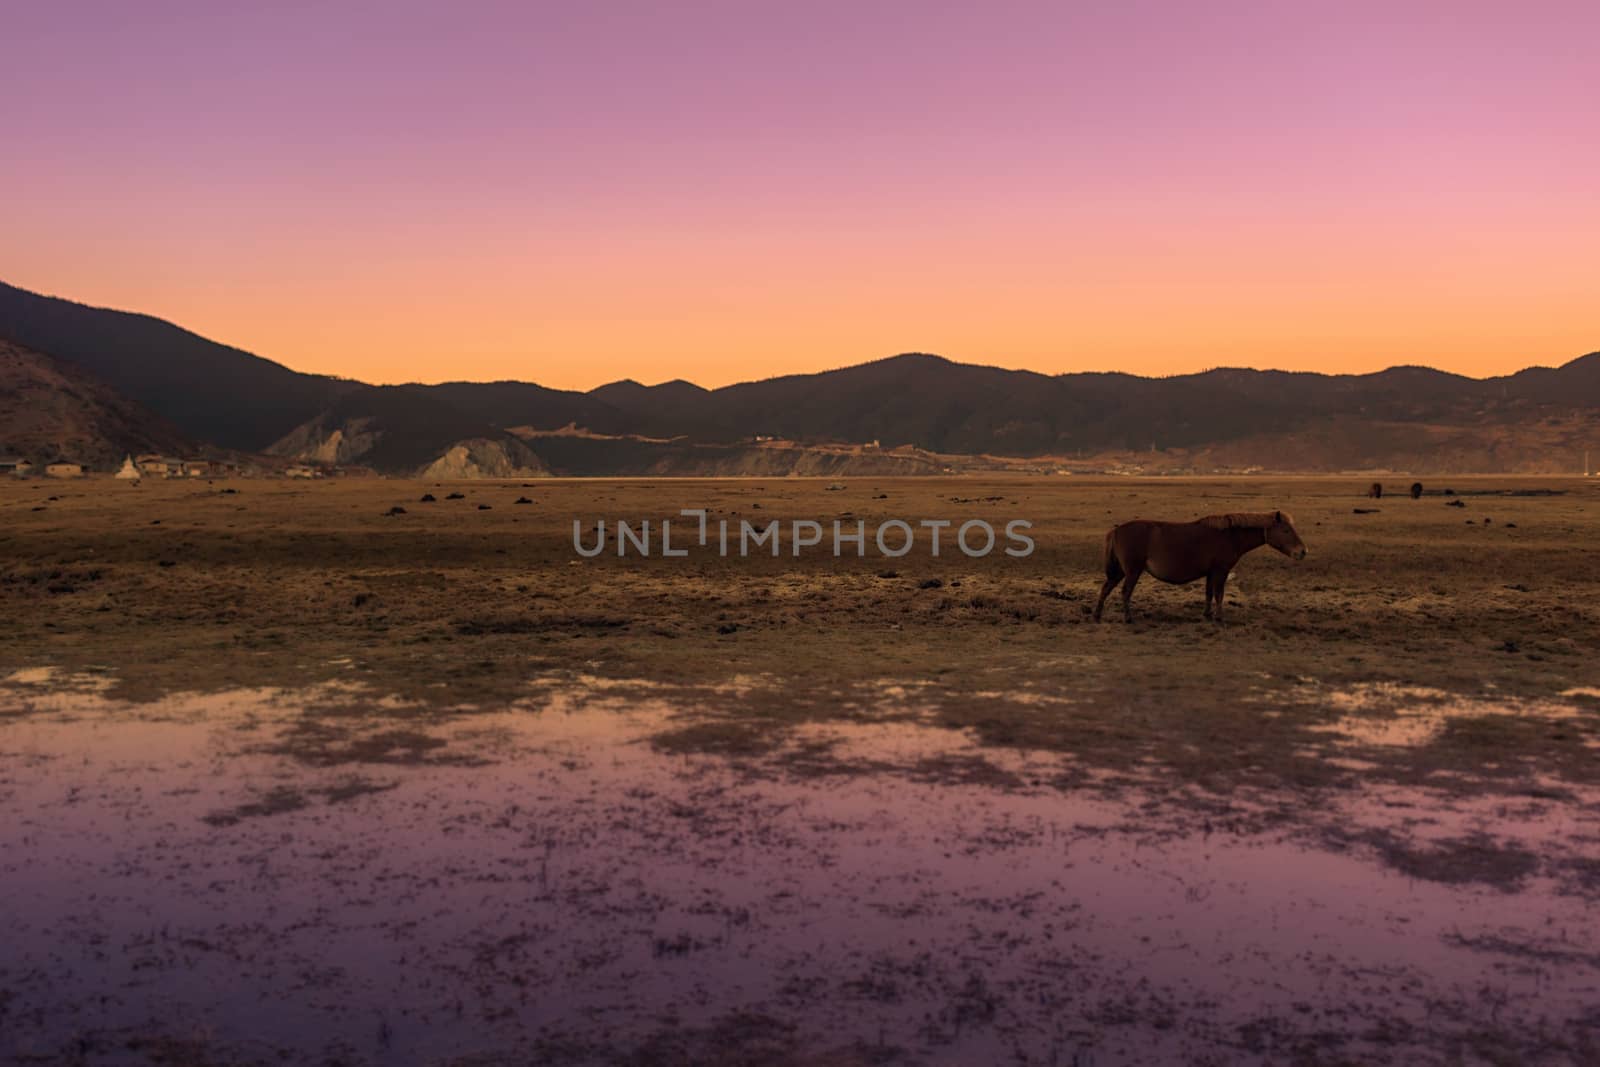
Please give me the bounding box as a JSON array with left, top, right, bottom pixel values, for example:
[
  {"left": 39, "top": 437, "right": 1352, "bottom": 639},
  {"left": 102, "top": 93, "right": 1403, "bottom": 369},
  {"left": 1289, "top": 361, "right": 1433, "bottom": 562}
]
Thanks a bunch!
[{"left": 5, "top": 1, "right": 1596, "bottom": 390}]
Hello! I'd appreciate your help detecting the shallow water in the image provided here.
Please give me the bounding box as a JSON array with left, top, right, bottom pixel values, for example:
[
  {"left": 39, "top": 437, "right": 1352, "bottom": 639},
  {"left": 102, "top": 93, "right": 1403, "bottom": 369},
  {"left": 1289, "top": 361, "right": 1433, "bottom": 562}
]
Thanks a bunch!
[
  {"left": 1, "top": 682, "right": 1597, "bottom": 1065},
  {"left": 1300, "top": 682, "right": 1593, "bottom": 751}
]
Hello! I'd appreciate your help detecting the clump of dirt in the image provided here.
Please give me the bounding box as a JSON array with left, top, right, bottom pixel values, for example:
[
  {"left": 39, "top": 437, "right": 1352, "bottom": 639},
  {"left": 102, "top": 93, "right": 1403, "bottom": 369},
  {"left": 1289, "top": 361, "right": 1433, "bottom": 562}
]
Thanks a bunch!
[
  {"left": 652, "top": 720, "right": 788, "bottom": 758},
  {"left": 257, "top": 721, "right": 480, "bottom": 768},
  {"left": 1334, "top": 829, "right": 1540, "bottom": 890},
  {"left": 202, "top": 786, "right": 309, "bottom": 826},
  {"left": 455, "top": 614, "right": 630, "bottom": 635}
]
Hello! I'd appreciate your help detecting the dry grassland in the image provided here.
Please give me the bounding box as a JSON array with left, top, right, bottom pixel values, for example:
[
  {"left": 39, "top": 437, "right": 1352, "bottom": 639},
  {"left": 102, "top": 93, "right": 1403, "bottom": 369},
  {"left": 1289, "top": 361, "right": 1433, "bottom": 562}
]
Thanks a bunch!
[{"left": 3, "top": 475, "right": 1597, "bottom": 797}]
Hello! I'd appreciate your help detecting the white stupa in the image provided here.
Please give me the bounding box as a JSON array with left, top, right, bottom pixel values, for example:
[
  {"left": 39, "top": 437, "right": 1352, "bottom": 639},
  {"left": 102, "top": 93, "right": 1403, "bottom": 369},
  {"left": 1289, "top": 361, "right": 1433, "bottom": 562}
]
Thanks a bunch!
[{"left": 114, "top": 455, "right": 141, "bottom": 480}]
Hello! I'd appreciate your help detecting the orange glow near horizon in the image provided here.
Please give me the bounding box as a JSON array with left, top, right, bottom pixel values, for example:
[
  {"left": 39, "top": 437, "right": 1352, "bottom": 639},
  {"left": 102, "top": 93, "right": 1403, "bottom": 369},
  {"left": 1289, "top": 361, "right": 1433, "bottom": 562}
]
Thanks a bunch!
[
  {"left": 9, "top": 215, "right": 1592, "bottom": 391},
  {"left": 4, "top": 3, "right": 1596, "bottom": 391}
]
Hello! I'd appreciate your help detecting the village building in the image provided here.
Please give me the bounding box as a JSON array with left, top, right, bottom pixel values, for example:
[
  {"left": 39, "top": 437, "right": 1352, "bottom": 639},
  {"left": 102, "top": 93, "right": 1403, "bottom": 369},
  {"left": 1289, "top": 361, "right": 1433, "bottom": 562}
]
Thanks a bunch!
[
  {"left": 45, "top": 461, "right": 87, "bottom": 478},
  {"left": 285, "top": 464, "right": 319, "bottom": 479},
  {"left": 117, "top": 454, "right": 236, "bottom": 480},
  {"left": 0, "top": 457, "right": 34, "bottom": 477},
  {"left": 134, "top": 455, "right": 188, "bottom": 478}
]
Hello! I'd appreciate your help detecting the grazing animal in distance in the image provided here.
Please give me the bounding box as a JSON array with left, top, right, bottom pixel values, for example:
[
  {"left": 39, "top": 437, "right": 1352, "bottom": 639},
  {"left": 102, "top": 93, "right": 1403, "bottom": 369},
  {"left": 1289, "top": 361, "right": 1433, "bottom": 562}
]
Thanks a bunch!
[
  {"left": 1368, "top": 482, "right": 1383, "bottom": 499},
  {"left": 1093, "top": 511, "right": 1307, "bottom": 624},
  {"left": 1410, "top": 482, "right": 1423, "bottom": 499}
]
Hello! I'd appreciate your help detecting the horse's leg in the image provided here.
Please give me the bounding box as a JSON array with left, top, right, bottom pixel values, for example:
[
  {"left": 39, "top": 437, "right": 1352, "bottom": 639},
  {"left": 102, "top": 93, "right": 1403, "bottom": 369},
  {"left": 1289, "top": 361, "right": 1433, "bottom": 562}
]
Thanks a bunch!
[
  {"left": 1093, "top": 574, "right": 1120, "bottom": 622},
  {"left": 1212, "top": 567, "right": 1230, "bottom": 624},
  {"left": 1093, "top": 555, "right": 1124, "bottom": 623},
  {"left": 1119, "top": 565, "right": 1143, "bottom": 623},
  {"left": 1203, "top": 572, "right": 1215, "bottom": 619}
]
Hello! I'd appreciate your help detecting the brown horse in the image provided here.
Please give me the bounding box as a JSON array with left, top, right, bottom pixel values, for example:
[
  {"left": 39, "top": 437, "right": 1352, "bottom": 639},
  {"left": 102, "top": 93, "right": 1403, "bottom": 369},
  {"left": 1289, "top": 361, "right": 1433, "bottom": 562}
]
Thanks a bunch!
[{"left": 1093, "top": 511, "right": 1307, "bottom": 624}]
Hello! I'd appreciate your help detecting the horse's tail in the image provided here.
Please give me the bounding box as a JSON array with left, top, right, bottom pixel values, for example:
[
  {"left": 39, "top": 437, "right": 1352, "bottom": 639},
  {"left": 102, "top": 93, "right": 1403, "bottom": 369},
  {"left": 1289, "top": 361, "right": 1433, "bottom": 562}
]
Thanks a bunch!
[{"left": 1102, "top": 526, "right": 1123, "bottom": 579}]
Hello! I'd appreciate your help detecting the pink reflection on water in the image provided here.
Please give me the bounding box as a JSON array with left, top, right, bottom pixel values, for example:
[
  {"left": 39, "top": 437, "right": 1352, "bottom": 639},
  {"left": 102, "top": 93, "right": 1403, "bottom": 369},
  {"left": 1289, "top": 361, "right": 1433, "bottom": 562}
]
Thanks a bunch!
[{"left": 1, "top": 683, "right": 1597, "bottom": 1064}]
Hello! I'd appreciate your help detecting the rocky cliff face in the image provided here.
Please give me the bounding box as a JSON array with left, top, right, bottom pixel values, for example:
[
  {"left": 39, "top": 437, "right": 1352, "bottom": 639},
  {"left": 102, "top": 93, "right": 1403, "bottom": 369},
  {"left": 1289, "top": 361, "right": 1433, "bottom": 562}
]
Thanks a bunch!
[
  {"left": 268, "top": 417, "right": 384, "bottom": 466},
  {"left": 416, "top": 438, "right": 548, "bottom": 479}
]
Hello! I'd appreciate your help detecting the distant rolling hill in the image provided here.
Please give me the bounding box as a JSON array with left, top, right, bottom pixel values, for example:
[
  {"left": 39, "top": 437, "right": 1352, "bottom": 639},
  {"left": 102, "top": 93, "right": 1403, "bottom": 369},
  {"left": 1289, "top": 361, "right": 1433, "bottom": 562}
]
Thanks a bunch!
[
  {"left": 1, "top": 278, "right": 1595, "bottom": 474},
  {"left": 0, "top": 280, "right": 355, "bottom": 451},
  {"left": 0, "top": 338, "right": 196, "bottom": 467},
  {"left": 586, "top": 352, "right": 1600, "bottom": 459},
  {"left": 588, "top": 378, "right": 713, "bottom": 432},
  {"left": 239, "top": 348, "right": 1600, "bottom": 475}
]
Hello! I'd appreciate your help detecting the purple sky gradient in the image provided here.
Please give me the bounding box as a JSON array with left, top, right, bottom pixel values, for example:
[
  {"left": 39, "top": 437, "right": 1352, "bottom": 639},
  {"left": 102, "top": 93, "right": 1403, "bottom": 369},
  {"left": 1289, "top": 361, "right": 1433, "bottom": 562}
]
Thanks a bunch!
[{"left": 5, "top": 1, "right": 1597, "bottom": 387}]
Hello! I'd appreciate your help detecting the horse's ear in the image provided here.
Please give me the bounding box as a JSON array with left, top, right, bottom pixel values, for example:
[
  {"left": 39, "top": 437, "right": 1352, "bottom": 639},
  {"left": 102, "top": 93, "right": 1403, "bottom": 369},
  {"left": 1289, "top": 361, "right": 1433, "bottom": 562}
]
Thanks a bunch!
[{"left": 1274, "top": 510, "right": 1282, "bottom": 523}]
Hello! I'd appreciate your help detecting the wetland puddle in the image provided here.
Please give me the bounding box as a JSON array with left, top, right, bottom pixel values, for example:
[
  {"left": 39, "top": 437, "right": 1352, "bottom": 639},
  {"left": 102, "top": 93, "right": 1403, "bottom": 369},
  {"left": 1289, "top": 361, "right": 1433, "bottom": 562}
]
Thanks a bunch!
[
  {"left": 1302, "top": 682, "right": 1596, "bottom": 751},
  {"left": 1, "top": 680, "right": 1598, "bottom": 1064}
]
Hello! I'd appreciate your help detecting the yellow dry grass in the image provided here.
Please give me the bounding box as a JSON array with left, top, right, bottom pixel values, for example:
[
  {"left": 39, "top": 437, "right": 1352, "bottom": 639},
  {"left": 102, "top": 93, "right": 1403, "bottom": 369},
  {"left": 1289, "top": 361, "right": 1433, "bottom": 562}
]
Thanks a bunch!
[{"left": 3, "top": 474, "right": 1597, "bottom": 794}]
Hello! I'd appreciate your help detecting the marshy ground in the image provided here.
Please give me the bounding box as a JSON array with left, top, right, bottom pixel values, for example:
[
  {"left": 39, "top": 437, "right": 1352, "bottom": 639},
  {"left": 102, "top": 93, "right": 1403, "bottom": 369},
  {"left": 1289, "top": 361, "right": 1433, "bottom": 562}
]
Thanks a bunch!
[{"left": 2, "top": 476, "right": 1598, "bottom": 1064}]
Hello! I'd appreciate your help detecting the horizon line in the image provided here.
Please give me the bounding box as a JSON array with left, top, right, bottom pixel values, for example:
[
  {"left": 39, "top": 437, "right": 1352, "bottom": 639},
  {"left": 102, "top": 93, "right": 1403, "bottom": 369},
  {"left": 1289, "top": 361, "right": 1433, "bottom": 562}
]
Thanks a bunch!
[{"left": 4, "top": 276, "right": 1595, "bottom": 395}]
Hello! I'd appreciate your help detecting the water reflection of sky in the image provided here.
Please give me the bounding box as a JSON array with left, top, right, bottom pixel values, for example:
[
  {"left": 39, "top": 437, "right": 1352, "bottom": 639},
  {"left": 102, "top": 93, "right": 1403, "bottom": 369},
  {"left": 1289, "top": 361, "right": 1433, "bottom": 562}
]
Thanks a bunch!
[{"left": 2, "top": 680, "right": 1597, "bottom": 1065}]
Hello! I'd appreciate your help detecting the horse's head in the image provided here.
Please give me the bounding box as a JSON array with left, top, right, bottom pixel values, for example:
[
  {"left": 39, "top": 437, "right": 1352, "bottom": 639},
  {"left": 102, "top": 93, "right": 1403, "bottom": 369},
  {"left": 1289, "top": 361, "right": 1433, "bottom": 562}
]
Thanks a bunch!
[{"left": 1266, "top": 511, "right": 1307, "bottom": 560}]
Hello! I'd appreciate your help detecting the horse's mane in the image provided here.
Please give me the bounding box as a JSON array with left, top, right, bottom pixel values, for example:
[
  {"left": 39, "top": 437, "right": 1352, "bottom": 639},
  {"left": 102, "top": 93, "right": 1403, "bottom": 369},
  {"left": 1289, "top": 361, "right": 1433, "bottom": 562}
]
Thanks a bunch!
[{"left": 1197, "top": 511, "right": 1285, "bottom": 529}]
